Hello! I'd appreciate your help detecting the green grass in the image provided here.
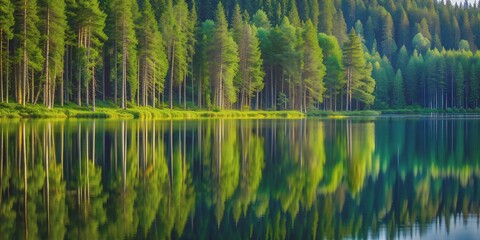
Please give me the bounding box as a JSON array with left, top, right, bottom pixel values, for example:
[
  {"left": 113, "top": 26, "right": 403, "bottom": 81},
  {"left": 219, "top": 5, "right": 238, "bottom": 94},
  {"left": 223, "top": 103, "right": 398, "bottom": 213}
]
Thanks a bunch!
[
  {"left": 10, "top": 102, "right": 480, "bottom": 120},
  {"left": 0, "top": 102, "right": 305, "bottom": 119}
]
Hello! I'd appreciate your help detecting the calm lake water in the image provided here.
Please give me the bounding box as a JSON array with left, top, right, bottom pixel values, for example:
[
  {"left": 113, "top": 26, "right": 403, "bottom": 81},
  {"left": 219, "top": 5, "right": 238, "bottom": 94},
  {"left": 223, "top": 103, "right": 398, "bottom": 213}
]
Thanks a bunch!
[{"left": 0, "top": 117, "right": 479, "bottom": 239}]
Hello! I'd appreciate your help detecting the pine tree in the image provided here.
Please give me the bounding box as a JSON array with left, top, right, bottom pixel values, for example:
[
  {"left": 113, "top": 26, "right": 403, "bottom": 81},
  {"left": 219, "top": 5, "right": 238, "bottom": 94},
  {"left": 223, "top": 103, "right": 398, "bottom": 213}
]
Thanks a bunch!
[
  {"left": 469, "top": 62, "right": 479, "bottom": 108},
  {"left": 185, "top": 2, "right": 197, "bottom": 109},
  {"left": 14, "top": 0, "right": 44, "bottom": 106},
  {"left": 0, "top": 0, "right": 14, "bottom": 102},
  {"left": 318, "top": 0, "right": 334, "bottom": 34},
  {"left": 235, "top": 14, "right": 265, "bottom": 109},
  {"left": 246, "top": 26, "right": 264, "bottom": 107},
  {"left": 194, "top": 20, "right": 215, "bottom": 108},
  {"left": 381, "top": 12, "right": 397, "bottom": 59},
  {"left": 319, "top": 33, "right": 344, "bottom": 111},
  {"left": 301, "top": 20, "right": 325, "bottom": 111},
  {"left": 39, "top": 0, "right": 67, "bottom": 108},
  {"left": 73, "top": 0, "right": 107, "bottom": 110},
  {"left": 161, "top": 0, "right": 189, "bottom": 109},
  {"left": 210, "top": 2, "right": 239, "bottom": 109},
  {"left": 138, "top": 0, "right": 168, "bottom": 108},
  {"left": 396, "top": 7, "right": 409, "bottom": 48},
  {"left": 404, "top": 51, "right": 421, "bottom": 105},
  {"left": 252, "top": 10, "right": 271, "bottom": 29},
  {"left": 372, "top": 54, "right": 390, "bottom": 109},
  {"left": 288, "top": 0, "right": 301, "bottom": 28},
  {"left": 456, "top": 62, "right": 464, "bottom": 108},
  {"left": 343, "top": 29, "right": 374, "bottom": 110},
  {"left": 332, "top": 10, "right": 348, "bottom": 46},
  {"left": 365, "top": 16, "right": 376, "bottom": 49},
  {"left": 277, "top": 17, "right": 300, "bottom": 110},
  {"left": 392, "top": 69, "right": 406, "bottom": 108}
]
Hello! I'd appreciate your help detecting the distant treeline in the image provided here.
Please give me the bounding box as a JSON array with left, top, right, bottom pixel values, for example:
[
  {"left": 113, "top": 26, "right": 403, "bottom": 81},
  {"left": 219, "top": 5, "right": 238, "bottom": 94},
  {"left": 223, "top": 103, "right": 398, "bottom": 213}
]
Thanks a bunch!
[{"left": 0, "top": 0, "right": 479, "bottom": 111}]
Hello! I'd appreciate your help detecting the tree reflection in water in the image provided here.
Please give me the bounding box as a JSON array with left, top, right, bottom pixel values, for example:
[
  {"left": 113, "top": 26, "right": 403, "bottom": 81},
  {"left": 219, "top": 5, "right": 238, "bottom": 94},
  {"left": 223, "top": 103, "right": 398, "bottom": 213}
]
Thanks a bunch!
[{"left": 0, "top": 118, "right": 479, "bottom": 239}]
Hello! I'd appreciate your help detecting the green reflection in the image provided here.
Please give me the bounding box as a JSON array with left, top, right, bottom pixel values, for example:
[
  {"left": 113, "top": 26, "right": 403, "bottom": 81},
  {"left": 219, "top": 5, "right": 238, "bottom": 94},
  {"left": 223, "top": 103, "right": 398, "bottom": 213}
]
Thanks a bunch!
[{"left": 0, "top": 118, "right": 479, "bottom": 239}]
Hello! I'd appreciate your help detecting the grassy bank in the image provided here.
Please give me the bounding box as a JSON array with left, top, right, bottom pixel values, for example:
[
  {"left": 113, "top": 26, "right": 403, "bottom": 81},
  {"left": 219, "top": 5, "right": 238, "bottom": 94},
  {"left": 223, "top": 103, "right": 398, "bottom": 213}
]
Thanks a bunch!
[{"left": 0, "top": 102, "right": 305, "bottom": 119}]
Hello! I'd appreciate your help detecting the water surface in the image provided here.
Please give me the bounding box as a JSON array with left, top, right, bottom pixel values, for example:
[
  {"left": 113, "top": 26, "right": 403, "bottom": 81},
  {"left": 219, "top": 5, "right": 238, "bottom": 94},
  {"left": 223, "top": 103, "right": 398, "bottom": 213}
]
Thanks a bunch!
[{"left": 0, "top": 117, "right": 479, "bottom": 239}]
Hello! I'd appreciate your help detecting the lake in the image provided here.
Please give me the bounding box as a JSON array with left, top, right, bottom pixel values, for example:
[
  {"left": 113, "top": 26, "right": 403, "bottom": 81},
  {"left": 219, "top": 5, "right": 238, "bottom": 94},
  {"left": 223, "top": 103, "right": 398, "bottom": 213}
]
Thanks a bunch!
[{"left": 0, "top": 117, "right": 479, "bottom": 239}]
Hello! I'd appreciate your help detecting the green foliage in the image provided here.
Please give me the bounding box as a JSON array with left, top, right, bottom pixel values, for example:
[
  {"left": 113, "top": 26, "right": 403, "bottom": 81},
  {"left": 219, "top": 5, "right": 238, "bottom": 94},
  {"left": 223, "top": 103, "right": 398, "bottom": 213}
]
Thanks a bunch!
[
  {"left": 302, "top": 20, "right": 325, "bottom": 106},
  {"left": 392, "top": 70, "right": 406, "bottom": 108},
  {"left": 318, "top": 33, "right": 343, "bottom": 110},
  {"left": 3, "top": 0, "right": 480, "bottom": 112},
  {"left": 210, "top": 3, "right": 239, "bottom": 109},
  {"left": 343, "top": 29, "right": 375, "bottom": 110},
  {"left": 412, "top": 33, "right": 430, "bottom": 53},
  {"left": 138, "top": 0, "right": 168, "bottom": 106}
]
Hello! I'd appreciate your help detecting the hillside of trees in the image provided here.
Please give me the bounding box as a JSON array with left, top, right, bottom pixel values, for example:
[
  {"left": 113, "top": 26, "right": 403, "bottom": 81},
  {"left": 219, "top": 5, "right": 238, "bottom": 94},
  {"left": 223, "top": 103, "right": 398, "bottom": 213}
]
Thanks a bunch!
[{"left": 0, "top": 0, "right": 479, "bottom": 112}]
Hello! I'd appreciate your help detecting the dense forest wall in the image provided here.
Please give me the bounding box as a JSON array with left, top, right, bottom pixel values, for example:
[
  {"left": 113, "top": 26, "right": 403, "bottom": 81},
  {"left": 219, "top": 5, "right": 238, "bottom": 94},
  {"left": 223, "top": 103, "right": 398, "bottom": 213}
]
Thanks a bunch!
[{"left": 0, "top": 0, "right": 479, "bottom": 111}]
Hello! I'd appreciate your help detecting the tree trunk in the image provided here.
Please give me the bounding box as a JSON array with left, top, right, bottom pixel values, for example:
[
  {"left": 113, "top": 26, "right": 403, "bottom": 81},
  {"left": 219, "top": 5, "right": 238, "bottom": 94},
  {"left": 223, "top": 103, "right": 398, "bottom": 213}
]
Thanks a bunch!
[
  {"left": 92, "top": 62, "right": 96, "bottom": 112},
  {"left": 102, "top": 49, "right": 105, "bottom": 101},
  {"left": 184, "top": 75, "right": 186, "bottom": 110},
  {"left": 169, "top": 41, "right": 176, "bottom": 109},
  {"left": 0, "top": 30, "right": 3, "bottom": 102},
  {"left": 5, "top": 39, "right": 8, "bottom": 103},
  {"left": 22, "top": 0, "right": 28, "bottom": 106},
  {"left": 77, "top": 27, "right": 82, "bottom": 107},
  {"left": 152, "top": 60, "right": 155, "bottom": 108},
  {"left": 121, "top": 12, "right": 127, "bottom": 109},
  {"left": 114, "top": 34, "right": 118, "bottom": 105},
  {"left": 45, "top": 8, "right": 51, "bottom": 108}
]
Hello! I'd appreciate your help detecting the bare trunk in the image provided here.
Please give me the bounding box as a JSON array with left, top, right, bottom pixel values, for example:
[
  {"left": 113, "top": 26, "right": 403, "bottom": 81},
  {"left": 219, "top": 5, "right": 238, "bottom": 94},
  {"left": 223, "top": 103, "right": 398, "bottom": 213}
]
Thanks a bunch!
[
  {"left": 77, "top": 27, "right": 82, "bottom": 107},
  {"left": 102, "top": 50, "right": 105, "bottom": 101},
  {"left": 22, "top": 0, "right": 27, "bottom": 106},
  {"left": 121, "top": 11, "right": 127, "bottom": 109},
  {"left": 184, "top": 75, "right": 186, "bottom": 110},
  {"left": 152, "top": 61, "right": 155, "bottom": 108},
  {"left": 45, "top": 8, "right": 51, "bottom": 108},
  {"left": 92, "top": 64, "right": 96, "bottom": 112},
  {"left": 85, "top": 26, "right": 90, "bottom": 107},
  {"left": 5, "top": 40, "right": 8, "bottom": 103},
  {"left": 0, "top": 30, "right": 3, "bottom": 102},
  {"left": 114, "top": 33, "right": 118, "bottom": 105},
  {"left": 169, "top": 42, "right": 175, "bottom": 109}
]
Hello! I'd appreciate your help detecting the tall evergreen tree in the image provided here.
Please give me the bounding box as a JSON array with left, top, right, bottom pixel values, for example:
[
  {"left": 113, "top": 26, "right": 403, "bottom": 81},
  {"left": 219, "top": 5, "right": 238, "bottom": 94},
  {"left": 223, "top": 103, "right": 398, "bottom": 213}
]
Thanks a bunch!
[
  {"left": 14, "top": 0, "right": 43, "bottom": 105},
  {"left": 456, "top": 62, "right": 464, "bottom": 108},
  {"left": 318, "top": 0, "right": 334, "bottom": 34},
  {"left": 319, "top": 33, "right": 344, "bottom": 111},
  {"left": 392, "top": 69, "right": 406, "bottom": 108},
  {"left": 0, "top": 0, "right": 14, "bottom": 102},
  {"left": 209, "top": 2, "right": 239, "bottom": 109},
  {"left": 73, "top": 0, "right": 107, "bottom": 110},
  {"left": 301, "top": 20, "right": 325, "bottom": 111},
  {"left": 161, "top": 0, "right": 189, "bottom": 109},
  {"left": 138, "top": 0, "right": 168, "bottom": 108},
  {"left": 194, "top": 20, "right": 215, "bottom": 108},
  {"left": 332, "top": 10, "right": 348, "bottom": 46},
  {"left": 39, "top": 0, "right": 67, "bottom": 108},
  {"left": 343, "top": 29, "right": 374, "bottom": 110},
  {"left": 381, "top": 12, "right": 397, "bottom": 59}
]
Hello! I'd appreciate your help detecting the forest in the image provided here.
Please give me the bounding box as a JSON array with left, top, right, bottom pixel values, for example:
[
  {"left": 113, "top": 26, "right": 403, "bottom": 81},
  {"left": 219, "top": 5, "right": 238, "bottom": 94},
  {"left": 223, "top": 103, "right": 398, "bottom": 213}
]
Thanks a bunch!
[{"left": 0, "top": 0, "right": 479, "bottom": 112}]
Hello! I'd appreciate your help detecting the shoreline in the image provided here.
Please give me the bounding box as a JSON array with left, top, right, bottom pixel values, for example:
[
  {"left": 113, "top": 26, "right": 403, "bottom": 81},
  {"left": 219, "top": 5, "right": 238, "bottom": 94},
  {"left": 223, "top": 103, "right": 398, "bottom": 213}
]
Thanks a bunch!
[
  {"left": 4, "top": 103, "right": 478, "bottom": 120},
  {"left": 0, "top": 103, "right": 307, "bottom": 119}
]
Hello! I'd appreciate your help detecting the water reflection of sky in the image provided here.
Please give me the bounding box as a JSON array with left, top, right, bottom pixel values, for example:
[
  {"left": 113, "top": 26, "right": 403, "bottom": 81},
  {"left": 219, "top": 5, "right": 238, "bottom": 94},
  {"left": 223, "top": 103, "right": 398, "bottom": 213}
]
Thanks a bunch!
[{"left": 373, "top": 216, "right": 480, "bottom": 240}]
